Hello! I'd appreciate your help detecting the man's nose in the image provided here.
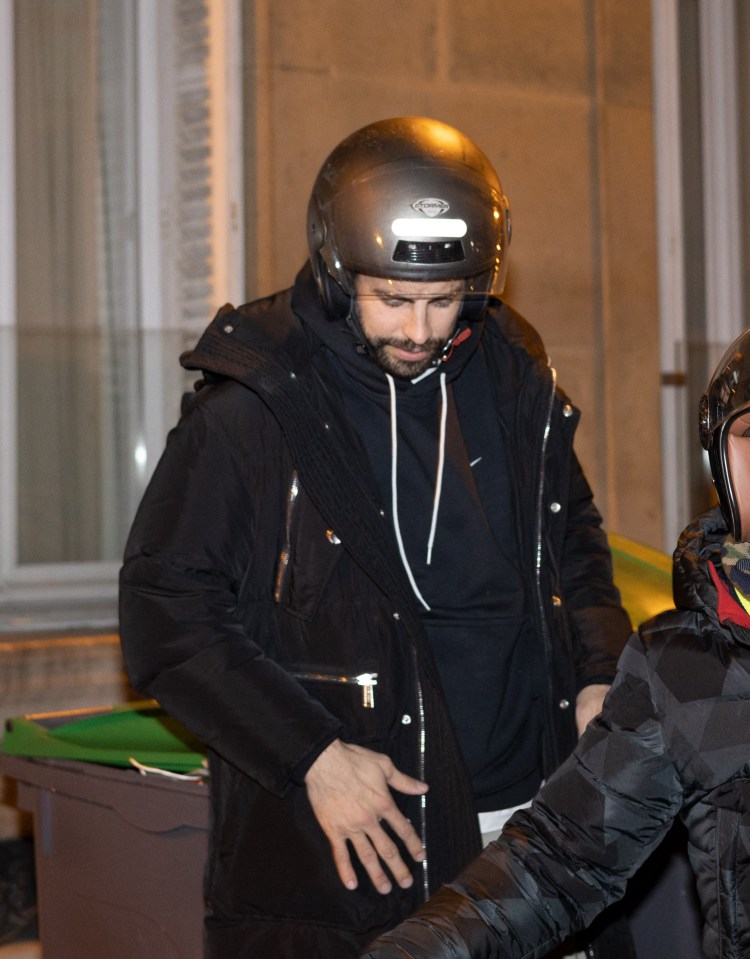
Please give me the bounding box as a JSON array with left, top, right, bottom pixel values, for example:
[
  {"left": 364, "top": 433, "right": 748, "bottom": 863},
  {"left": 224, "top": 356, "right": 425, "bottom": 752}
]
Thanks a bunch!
[{"left": 403, "top": 301, "right": 431, "bottom": 344}]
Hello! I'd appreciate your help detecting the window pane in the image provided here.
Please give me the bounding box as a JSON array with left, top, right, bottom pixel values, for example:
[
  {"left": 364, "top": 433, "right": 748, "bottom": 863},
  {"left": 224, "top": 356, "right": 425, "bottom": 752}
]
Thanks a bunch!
[
  {"left": 11, "top": 0, "right": 220, "bottom": 586},
  {"left": 14, "top": 0, "right": 140, "bottom": 564}
]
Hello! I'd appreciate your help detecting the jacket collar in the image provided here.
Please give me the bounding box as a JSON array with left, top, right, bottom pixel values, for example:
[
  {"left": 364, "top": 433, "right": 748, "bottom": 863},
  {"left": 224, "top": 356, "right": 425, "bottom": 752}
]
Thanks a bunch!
[
  {"left": 674, "top": 507, "right": 750, "bottom": 646},
  {"left": 708, "top": 562, "right": 750, "bottom": 629}
]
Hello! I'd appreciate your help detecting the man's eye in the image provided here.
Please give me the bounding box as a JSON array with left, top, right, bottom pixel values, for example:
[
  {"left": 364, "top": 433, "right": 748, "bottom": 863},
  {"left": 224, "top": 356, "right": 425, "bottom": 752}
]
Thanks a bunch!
[
  {"left": 383, "top": 297, "right": 408, "bottom": 308},
  {"left": 432, "top": 297, "right": 457, "bottom": 308}
]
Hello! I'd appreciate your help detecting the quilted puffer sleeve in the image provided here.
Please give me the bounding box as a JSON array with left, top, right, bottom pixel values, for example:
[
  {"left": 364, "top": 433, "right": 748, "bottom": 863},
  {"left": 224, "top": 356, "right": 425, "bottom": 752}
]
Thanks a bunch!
[{"left": 361, "top": 634, "right": 684, "bottom": 958}]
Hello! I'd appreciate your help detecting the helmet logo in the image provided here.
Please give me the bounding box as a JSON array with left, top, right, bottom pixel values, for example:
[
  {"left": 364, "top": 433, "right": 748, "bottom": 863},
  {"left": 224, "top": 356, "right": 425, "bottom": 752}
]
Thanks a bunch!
[{"left": 411, "top": 198, "right": 450, "bottom": 217}]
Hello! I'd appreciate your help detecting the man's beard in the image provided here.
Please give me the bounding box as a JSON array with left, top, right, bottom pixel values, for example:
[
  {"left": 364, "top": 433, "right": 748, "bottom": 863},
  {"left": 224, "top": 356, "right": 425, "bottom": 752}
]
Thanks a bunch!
[{"left": 365, "top": 335, "right": 449, "bottom": 379}]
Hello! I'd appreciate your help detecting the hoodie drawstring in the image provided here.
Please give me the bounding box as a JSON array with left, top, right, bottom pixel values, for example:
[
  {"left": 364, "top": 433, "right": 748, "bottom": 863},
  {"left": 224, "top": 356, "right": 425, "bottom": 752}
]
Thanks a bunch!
[
  {"left": 386, "top": 372, "right": 447, "bottom": 612},
  {"left": 427, "top": 373, "right": 448, "bottom": 566}
]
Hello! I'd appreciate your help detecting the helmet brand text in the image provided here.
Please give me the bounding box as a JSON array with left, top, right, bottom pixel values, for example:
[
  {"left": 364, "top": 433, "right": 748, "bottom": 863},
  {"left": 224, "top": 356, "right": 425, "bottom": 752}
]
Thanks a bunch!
[{"left": 411, "top": 198, "right": 450, "bottom": 217}]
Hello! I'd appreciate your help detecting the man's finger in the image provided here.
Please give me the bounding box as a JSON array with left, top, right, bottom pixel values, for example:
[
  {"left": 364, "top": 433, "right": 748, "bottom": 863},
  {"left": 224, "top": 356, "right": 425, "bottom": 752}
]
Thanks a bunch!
[
  {"left": 382, "top": 764, "right": 430, "bottom": 796},
  {"left": 329, "top": 835, "right": 359, "bottom": 891},
  {"left": 368, "top": 821, "right": 419, "bottom": 890},
  {"left": 349, "top": 832, "right": 394, "bottom": 895},
  {"left": 381, "top": 807, "right": 427, "bottom": 866}
]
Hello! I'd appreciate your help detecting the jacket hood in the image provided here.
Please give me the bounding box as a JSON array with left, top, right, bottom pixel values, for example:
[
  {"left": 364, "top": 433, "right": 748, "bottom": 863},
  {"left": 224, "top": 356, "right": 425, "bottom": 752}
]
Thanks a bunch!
[{"left": 673, "top": 507, "right": 726, "bottom": 613}]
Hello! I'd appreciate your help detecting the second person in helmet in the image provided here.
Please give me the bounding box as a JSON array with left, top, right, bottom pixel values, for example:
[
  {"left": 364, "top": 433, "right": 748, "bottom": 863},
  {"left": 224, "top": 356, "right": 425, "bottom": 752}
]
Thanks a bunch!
[{"left": 118, "top": 116, "right": 633, "bottom": 959}]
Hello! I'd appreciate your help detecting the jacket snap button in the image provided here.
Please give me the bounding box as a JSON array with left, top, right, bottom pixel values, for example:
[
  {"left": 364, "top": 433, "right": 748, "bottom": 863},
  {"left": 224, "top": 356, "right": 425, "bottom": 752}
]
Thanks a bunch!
[
  {"left": 550, "top": 501, "right": 561, "bottom": 513},
  {"left": 325, "top": 530, "right": 341, "bottom": 545},
  {"left": 401, "top": 714, "right": 412, "bottom": 725},
  {"left": 393, "top": 612, "right": 401, "bottom": 620},
  {"left": 563, "top": 404, "right": 573, "bottom": 417},
  {"left": 223, "top": 324, "right": 234, "bottom": 334},
  {"left": 552, "top": 594, "right": 562, "bottom": 607},
  {"left": 559, "top": 698, "right": 570, "bottom": 710}
]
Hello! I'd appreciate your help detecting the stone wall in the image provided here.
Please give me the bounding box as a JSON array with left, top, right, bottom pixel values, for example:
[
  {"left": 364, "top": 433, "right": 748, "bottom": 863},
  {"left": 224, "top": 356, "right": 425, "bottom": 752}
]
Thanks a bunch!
[{"left": 243, "top": 0, "right": 663, "bottom": 548}]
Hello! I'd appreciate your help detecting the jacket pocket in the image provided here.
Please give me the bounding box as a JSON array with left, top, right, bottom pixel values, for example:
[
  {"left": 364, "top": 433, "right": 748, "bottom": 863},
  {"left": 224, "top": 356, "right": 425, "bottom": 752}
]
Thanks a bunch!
[
  {"left": 293, "top": 670, "right": 378, "bottom": 708},
  {"left": 274, "top": 471, "right": 344, "bottom": 620},
  {"left": 292, "top": 669, "right": 379, "bottom": 743}
]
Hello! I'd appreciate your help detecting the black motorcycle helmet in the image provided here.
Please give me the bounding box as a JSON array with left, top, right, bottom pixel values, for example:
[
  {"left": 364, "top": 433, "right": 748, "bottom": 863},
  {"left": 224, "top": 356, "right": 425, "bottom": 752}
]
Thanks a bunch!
[
  {"left": 307, "top": 116, "right": 511, "bottom": 322},
  {"left": 700, "top": 328, "right": 750, "bottom": 541}
]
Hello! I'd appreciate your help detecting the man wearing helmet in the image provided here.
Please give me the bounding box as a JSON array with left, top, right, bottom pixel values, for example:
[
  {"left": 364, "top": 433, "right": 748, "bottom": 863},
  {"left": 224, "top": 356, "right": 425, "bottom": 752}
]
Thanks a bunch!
[
  {"left": 119, "top": 117, "right": 632, "bottom": 958},
  {"left": 362, "top": 329, "right": 750, "bottom": 959}
]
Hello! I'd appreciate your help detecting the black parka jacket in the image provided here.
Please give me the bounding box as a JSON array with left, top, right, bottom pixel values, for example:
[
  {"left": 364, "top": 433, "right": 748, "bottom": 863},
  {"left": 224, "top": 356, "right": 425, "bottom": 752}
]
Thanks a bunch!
[
  {"left": 363, "top": 507, "right": 750, "bottom": 959},
  {"left": 119, "top": 269, "right": 630, "bottom": 958}
]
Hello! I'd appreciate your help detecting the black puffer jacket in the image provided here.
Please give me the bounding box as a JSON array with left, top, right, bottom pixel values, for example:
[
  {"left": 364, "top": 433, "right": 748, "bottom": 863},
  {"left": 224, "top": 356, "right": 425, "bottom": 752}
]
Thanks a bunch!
[
  {"left": 363, "top": 507, "right": 750, "bottom": 959},
  {"left": 119, "top": 268, "right": 630, "bottom": 958}
]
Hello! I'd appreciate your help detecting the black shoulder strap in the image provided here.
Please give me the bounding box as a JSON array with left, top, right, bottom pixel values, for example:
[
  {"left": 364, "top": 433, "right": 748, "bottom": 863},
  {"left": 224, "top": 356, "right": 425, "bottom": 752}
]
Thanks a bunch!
[{"left": 184, "top": 310, "right": 431, "bottom": 646}]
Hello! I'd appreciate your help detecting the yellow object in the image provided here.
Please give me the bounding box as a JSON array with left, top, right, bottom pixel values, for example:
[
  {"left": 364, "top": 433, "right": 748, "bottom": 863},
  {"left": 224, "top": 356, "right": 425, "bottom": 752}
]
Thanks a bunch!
[
  {"left": 608, "top": 533, "right": 673, "bottom": 629},
  {"left": 735, "top": 589, "right": 750, "bottom": 617}
]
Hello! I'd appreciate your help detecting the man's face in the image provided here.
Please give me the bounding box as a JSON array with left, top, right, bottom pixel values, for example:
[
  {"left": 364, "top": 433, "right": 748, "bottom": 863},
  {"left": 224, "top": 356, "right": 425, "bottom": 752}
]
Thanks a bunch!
[{"left": 354, "top": 274, "right": 464, "bottom": 379}]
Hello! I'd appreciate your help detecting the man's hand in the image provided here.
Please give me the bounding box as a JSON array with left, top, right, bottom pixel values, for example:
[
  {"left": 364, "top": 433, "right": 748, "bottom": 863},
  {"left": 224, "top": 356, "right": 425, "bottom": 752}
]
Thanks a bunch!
[
  {"left": 305, "top": 739, "right": 428, "bottom": 895},
  {"left": 575, "top": 683, "right": 610, "bottom": 736}
]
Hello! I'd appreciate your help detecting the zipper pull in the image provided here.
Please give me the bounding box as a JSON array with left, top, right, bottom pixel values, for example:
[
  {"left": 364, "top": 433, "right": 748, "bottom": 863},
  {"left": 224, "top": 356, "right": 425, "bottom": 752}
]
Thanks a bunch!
[{"left": 356, "top": 672, "right": 378, "bottom": 709}]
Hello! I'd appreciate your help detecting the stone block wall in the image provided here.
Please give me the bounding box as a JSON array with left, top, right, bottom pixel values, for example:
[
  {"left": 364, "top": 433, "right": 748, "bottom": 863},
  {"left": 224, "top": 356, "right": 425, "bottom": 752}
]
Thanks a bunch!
[{"left": 243, "top": 0, "right": 663, "bottom": 548}]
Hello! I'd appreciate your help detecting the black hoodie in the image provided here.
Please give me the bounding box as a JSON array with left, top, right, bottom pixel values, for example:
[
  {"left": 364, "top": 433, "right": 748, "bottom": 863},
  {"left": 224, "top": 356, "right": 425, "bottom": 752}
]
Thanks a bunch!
[{"left": 303, "top": 286, "right": 545, "bottom": 811}]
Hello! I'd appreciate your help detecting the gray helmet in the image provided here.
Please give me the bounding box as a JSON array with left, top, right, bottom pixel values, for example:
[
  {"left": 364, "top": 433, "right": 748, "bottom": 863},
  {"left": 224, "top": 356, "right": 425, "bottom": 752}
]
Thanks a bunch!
[
  {"left": 307, "top": 116, "right": 511, "bottom": 319},
  {"left": 700, "top": 328, "right": 750, "bottom": 540}
]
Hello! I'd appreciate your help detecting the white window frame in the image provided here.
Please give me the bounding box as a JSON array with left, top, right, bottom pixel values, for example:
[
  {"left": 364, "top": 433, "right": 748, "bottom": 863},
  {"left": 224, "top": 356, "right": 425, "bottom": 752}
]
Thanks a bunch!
[{"left": 0, "top": 0, "right": 244, "bottom": 630}]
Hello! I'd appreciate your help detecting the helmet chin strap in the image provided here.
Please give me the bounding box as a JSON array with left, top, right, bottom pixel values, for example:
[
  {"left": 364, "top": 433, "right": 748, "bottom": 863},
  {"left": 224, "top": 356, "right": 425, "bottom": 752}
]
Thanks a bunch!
[
  {"left": 342, "top": 298, "right": 370, "bottom": 355},
  {"left": 440, "top": 326, "right": 472, "bottom": 363}
]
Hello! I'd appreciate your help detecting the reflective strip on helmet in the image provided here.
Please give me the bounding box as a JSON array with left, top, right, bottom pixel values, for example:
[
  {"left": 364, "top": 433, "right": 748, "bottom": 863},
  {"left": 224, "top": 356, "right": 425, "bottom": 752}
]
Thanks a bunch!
[{"left": 391, "top": 217, "right": 468, "bottom": 238}]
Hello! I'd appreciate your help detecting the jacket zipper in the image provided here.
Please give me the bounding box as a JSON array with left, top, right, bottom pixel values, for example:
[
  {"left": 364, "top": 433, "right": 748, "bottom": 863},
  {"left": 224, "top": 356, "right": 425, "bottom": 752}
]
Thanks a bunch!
[
  {"left": 274, "top": 471, "right": 300, "bottom": 602},
  {"left": 292, "top": 670, "right": 378, "bottom": 709},
  {"left": 535, "top": 368, "right": 558, "bottom": 763},
  {"left": 276, "top": 470, "right": 429, "bottom": 890},
  {"left": 296, "top": 659, "right": 430, "bottom": 896},
  {"left": 414, "top": 656, "right": 429, "bottom": 900}
]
